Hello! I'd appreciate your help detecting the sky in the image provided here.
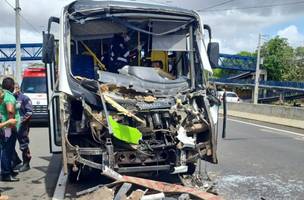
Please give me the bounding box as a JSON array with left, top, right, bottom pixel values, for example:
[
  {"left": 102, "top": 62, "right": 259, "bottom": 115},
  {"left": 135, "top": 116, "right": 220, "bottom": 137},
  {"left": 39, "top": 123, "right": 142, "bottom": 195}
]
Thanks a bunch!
[{"left": 0, "top": 0, "right": 304, "bottom": 54}]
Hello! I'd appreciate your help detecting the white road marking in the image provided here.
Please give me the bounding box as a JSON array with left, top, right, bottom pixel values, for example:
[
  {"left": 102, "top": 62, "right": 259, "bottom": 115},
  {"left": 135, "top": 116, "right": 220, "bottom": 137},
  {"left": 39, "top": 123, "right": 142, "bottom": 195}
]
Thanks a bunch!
[
  {"left": 259, "top": 128, "right": 278, "bottom": 134},
  {"left": 228, "top": 118, "right": 304, "bottom": 137},
  {"left": 52, "top": 168, "right": 68, "bottom": 200},
  {"left": 294, "top": 137, "right": 304, "bottom": 141}
]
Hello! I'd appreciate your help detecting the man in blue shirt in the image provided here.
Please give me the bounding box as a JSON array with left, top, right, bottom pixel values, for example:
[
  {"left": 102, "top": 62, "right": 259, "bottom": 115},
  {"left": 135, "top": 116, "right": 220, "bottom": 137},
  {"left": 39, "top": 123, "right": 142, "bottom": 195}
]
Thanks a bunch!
[{"left": 14, "top": 84, "right": 33, "bottom": 172}]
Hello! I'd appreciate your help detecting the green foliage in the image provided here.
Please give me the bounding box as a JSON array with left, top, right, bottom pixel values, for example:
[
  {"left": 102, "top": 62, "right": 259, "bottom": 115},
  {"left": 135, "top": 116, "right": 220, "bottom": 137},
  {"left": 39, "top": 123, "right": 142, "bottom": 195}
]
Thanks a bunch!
[
  {"left": 212, "top": 68, "right": 223, "bottom": 78},
  {"left": 295, "top": 46, "right": 304, "bottom": 57},
  {"left": 222, "top": 51, "right": 256, "bottom": 70},
  {"left": 260, "top": 38, "right": 304, "bottom": 81},
  {"left": 238, "top": 51, "right": 257, "bottom": 57},
  {"left": 284, "top": 46, "right": 304, "bottom": 81},
  {"left": 260, "top": 36, "right": 294, "bottom": 81}
]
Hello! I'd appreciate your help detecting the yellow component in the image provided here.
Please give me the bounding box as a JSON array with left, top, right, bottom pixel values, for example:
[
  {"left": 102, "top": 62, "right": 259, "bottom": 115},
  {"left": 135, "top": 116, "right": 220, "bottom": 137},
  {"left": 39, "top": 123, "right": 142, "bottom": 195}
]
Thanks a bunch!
[
  {"left": 103, "top": 93, "right": 146, "bottom": 125},
  {"left": 151, "top": 51, "right": 169, "bottom": 72},
  {"left": 176, "top": 98, "right": 182, "bottom": 106},
  {"left": 80, "top": 41, "right": 106, "bottom": 71}
]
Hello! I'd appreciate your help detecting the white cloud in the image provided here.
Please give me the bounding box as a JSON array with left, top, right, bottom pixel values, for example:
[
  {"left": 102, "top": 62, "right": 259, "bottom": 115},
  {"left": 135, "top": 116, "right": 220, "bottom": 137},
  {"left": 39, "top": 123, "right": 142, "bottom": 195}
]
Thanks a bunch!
[
  {"left": 0, "top": 27, "right": 41, "bottom": 43},
  {"left": 202, "top": 10, "right": 301, "bottom": 53},
  {"left": 277, "top": 25, "right": 304, "bottom": 47},
  {"left": 0, "top": 0, "right": 303, "bottom": 54}
]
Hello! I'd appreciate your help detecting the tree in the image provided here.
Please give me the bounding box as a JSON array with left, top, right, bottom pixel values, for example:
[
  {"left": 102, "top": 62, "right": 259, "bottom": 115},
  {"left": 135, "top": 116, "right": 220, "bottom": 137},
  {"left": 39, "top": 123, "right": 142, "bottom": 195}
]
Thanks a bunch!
[
  {"left": 295, "top": 46, "right": 304, "bottom": 58},
  {"left": 283, "top": 46, "right": 304, "bottom": 81},
  {"left": 260, "top": 36, "right": 294, "bottom": 81}
]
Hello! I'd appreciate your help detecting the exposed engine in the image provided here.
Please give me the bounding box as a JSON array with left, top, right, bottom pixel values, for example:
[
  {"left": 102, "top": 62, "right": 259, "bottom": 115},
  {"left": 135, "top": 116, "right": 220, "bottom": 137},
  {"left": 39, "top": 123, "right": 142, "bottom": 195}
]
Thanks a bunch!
[{"left": 64, "top": 67, "right": 218, "bottom": 176}]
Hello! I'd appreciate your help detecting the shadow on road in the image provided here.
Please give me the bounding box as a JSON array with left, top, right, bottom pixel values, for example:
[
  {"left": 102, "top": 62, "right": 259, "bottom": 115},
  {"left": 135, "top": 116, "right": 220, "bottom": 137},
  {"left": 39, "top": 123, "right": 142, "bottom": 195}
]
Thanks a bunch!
[
  {"left": 43, "top": 154, "right": 62, "bottom": 198},
  {"left": 30, "top": 122, "right": 49, "bottom": 128},
  {"left": 0, "top": 187, "right": 14, "bottom": 193}
]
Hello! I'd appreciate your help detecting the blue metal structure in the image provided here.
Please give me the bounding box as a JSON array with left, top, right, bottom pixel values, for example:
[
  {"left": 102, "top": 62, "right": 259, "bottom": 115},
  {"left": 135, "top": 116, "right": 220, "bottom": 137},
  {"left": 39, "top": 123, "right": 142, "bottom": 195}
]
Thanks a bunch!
[
  {"left": 217, "top": 53, "right": 256, "bottom": 72},
  {"left": 210, "top": 78, "right": 304, "bottom": 91},
  {"left": 212, "top": 53, "right": 304, "bottom": 92},
  {"left": 0, "top": 43, "right": 42, "bottom": 62}
]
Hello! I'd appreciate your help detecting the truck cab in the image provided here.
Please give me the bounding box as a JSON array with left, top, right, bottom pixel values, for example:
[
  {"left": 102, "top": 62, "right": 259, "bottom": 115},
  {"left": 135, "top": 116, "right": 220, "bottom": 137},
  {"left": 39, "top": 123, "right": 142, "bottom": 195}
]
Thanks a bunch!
[
  {"left": 21, "top": 67, "right": 48, "bottom": 124},
  {"left": 43, "top": 0, "right": 220, "bottom": 180}
]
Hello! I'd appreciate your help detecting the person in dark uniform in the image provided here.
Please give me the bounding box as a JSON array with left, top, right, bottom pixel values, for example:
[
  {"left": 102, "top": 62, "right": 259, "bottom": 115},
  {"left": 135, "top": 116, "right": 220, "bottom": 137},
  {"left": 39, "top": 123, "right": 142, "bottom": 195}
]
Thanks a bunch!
[
  {"left": 14, "top": 84, "right": 33, "bottom": 172},
  {"left": 108, "top": 33, "right": 131, "bottom": 73}
]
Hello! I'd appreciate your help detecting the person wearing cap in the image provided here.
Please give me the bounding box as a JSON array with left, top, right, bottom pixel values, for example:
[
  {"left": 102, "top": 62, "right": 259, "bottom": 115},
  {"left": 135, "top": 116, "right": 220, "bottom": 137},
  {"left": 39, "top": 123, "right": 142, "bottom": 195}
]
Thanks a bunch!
[
  {"left": 0, "top": 88, "right": 18, "bottom": 182},
  {"left": 13, "top": 84, "right": 33, "bottom": 172}
]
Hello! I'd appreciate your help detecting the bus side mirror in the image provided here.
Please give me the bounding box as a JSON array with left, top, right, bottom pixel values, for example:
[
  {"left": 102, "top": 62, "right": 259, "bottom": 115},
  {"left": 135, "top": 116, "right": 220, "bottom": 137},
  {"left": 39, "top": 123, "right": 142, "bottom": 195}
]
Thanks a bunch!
[
  {"left": 42, "top": 32, "right": 55, "bottom": 64},
  {"left": 207, "top": 42, "right": 219, "bottom": 68}
]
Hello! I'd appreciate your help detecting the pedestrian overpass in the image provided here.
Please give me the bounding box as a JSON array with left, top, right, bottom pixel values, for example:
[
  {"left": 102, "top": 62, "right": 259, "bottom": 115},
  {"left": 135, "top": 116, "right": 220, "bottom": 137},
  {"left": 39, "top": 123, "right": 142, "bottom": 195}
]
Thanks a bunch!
[{"left": 0, "top": 43, "right": 303, "bottom": 92}]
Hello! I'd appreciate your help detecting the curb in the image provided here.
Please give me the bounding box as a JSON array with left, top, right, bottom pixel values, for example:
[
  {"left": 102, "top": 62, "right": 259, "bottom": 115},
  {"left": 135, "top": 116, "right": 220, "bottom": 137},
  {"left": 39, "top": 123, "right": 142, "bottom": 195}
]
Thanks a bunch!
[{"left": 219, "top": 109, "right": 304, "bottom": 130}]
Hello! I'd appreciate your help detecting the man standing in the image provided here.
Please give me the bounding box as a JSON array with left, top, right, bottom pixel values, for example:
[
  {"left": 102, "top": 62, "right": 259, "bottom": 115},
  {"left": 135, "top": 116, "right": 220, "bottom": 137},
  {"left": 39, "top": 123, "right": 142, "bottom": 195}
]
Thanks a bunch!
[
  {"left": 108, "top": 33, "right": 131, "bottom": 73},
  {"left": 14, "top": 84, "right": 32, "bottom": 172},
  {"left": 0, "top": 77, "right": 20, "bottom": 182}
]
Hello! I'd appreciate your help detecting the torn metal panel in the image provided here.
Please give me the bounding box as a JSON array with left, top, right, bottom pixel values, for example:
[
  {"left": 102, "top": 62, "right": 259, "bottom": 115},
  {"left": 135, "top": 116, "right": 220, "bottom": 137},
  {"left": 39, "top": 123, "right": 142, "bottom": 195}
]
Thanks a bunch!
[
  {"left": 114, "top": 183, "right": 132, "bottom": 200},
  {"left": 97, "top": 66, "right": 190, "bottom": 95},
  {"left": 177, "top": 126, "right": 195, "bottom": 148},
  {"left": 121, "top": 175, "right": 223, "bottom": 200},
  {"left": 103, "top": 94, "right": 145, "bottom": 124}
]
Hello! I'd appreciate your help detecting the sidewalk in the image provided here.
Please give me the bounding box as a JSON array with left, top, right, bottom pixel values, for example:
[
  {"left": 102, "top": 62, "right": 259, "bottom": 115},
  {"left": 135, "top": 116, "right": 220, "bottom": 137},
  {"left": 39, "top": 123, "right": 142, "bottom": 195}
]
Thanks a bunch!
[{"left": 220, "top": 109, "right": 304, "bottom": 130}]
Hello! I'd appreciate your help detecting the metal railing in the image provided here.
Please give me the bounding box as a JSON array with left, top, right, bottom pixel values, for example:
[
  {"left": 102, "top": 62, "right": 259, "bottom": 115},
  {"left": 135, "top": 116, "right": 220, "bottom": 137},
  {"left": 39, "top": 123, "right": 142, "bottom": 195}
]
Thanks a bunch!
[{"left": 210, "top": 78, "right": 304, "bottom": 91}]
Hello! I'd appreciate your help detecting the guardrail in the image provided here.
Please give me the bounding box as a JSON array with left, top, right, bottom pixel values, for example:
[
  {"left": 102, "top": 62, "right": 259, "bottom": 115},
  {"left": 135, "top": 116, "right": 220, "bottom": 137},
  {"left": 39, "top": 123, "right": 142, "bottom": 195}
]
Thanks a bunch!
[
  {"left": 210, "top": 78, "right": 304, "bottom": 91},
  {"left": 227, "top": 102, "right": 304, "bottom": 120}
]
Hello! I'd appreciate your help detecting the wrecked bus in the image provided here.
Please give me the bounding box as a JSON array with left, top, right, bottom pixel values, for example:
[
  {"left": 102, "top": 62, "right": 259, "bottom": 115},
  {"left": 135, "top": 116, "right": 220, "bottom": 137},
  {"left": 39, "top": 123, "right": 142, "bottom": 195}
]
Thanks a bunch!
[{"left": 43, "top": 0, "right": 220, "bottom": 181}]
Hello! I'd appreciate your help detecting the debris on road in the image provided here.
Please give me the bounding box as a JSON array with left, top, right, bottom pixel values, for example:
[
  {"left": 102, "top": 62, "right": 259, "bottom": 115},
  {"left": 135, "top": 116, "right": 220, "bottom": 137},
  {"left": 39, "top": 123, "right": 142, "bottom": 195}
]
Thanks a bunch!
[
  {"left": 76, "top": 171, "right": 223, "bottom": 200},
  {"left": 77, "top": 186, "right": 114, "bottom": 200}
]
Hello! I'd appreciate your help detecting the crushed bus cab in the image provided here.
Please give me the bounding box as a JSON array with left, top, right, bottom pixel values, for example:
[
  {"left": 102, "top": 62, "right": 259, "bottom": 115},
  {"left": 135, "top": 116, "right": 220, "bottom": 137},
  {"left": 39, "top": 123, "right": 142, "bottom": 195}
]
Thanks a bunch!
[{"left": 43, "top": 0, "right": 221, "bottom": 182}]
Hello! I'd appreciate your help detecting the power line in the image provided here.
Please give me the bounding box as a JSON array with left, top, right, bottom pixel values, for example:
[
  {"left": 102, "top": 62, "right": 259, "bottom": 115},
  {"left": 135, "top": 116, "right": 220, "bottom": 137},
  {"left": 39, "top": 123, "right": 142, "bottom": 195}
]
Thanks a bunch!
[
  {"left": 201, "top": 0, "right": 236, "bottom": 11},
  {"left": 3, "top": 0, "right": 14, "bottom": 9},
  {"left": 198, "top": 0, "right": 304, "bottom": 12},
  {"left": 3, "top": 0, "right": 41, "bottom": 34}
]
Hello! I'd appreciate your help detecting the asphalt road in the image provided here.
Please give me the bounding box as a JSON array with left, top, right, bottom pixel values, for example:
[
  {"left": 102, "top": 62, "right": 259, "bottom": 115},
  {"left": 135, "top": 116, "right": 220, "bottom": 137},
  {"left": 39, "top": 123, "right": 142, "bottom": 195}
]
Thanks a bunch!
[
  {"left": 1, "top": 118, "right": 304, "bottom": 200},
  {"left": 208, "top": 117, "right": 304, "bottom": 200},
  {"left": 0, "top": 127, "right": 61, "bottom": 200}
]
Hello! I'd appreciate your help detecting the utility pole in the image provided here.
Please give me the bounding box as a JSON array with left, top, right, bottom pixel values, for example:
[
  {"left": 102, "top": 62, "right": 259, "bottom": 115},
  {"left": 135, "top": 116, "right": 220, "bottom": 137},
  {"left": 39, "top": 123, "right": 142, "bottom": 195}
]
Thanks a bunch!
[
  {"left": 15, "top": 0, "right": 22, "bottom": 83},
  {"left": 253, "top": 33, "right": 261, "bottom": 104}
]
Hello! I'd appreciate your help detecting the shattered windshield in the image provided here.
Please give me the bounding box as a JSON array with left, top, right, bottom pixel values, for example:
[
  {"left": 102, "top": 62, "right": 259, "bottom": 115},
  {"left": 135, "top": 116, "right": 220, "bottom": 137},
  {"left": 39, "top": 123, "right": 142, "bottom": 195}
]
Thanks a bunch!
[{"left": 68, "top": 13, "right": 202, "bottom": 94}]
